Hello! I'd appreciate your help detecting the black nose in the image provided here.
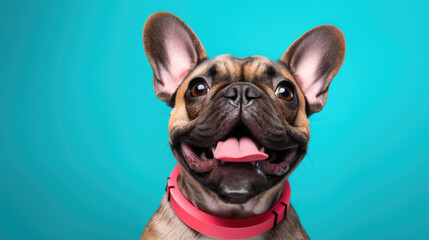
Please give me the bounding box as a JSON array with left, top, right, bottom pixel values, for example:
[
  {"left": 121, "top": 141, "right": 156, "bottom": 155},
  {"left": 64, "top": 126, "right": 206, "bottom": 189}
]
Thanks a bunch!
[{"left": 223, "top": 82, "right": 261, "bottom": 107}]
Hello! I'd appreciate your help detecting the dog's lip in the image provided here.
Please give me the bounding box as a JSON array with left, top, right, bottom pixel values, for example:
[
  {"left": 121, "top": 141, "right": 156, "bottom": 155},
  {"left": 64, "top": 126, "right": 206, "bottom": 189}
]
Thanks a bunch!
[
  {"left": 181, "top": 143, "right": 218, "bottom": 173},
  {"left": 259, "top": 146, "right": 298, "bottom": 176},
  {"left": 180, "top": 141, "right": 299, "bottom": 175}
]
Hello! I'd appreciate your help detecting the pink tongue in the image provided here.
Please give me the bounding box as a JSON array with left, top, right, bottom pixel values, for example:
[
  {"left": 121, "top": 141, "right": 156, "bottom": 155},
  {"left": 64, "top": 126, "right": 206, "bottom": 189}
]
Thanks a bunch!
[{"left": 214, "top": 137, "right": 269, "bottom": 162}]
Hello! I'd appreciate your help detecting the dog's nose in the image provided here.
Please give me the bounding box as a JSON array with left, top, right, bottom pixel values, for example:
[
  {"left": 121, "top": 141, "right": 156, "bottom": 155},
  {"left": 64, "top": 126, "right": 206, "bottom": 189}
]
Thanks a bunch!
[{"left": 224, "top": 82, "right": 261, "bottom": 107}]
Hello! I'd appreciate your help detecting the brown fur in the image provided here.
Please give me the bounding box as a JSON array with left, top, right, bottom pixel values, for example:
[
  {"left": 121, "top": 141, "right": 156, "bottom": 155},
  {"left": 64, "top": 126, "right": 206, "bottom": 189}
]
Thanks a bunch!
[
  {"left": 141, "top": 12, "right": 345, "bottom": 240},
  {"left": 143, "top": 56, "right": 311, "bottom": 240}
]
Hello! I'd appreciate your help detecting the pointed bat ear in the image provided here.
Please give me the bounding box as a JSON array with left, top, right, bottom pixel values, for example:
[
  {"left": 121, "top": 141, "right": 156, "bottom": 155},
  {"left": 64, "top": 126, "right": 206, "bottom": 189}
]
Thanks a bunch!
[
  {"left": 281, "top": 25, "right": 346, "bottom": 115},
  {"left": 143, "top": 12, "right": 207, "bottom": 105}
]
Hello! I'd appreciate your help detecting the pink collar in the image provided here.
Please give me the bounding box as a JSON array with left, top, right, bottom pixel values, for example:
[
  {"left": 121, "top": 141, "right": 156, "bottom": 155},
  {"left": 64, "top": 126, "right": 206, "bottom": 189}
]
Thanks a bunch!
[{"left": 166, "top": 165, "right": 291, "bottom": 239}]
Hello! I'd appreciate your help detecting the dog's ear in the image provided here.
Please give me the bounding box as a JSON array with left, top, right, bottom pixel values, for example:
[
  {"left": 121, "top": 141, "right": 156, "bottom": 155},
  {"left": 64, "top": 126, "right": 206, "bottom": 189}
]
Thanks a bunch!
[
  {"left": 281, "top": 25, "right": 346, "bottom": 115},
  {"left": 143, "top": 12, "right": 207, "bottom": 105}
]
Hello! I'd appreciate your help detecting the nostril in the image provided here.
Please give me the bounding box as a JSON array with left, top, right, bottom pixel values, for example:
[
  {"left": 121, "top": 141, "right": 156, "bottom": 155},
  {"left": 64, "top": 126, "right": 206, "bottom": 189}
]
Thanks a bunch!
[
  {"left": 224, "top": 86, "right": 238, "bottom": 99},
  {"left": 223, "top": 83, "right": 261, "bottom": 107},
  {"left": 245, "top": 86, "right": 260, "bottom": 99}
]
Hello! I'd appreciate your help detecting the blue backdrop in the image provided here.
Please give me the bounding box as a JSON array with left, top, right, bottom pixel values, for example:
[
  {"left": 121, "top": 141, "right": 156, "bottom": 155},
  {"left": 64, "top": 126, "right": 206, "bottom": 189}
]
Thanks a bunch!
[{"left": 1, "top": 0, "right": 428, "bottom": 239}]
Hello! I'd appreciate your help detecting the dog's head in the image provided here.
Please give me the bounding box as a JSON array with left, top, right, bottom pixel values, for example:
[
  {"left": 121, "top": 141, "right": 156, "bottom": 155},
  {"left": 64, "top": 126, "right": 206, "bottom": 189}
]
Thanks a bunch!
[{"left": 143, "top": 12, "right": 345, "bottom": 204}]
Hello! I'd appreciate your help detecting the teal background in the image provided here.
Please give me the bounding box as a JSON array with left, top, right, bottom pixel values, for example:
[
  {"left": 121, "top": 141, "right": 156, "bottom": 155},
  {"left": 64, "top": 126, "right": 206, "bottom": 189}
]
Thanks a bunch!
[{"left": 1, "top": 0, "right": 428, "bottom": 239}]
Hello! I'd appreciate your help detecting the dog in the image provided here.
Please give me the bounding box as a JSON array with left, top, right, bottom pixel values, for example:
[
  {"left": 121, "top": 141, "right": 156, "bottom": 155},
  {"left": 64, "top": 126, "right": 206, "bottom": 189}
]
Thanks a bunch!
[{"left": 141, "top": 12, "right": 345, "bottom": 240}]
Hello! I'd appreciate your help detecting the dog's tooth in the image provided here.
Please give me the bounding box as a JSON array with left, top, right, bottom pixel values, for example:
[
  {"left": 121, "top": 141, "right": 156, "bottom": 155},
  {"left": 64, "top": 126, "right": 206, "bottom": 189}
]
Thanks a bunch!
[
  {"left": 211, "top": 147, "right": 215, "bottom": 154},
  {"left": 259, "top": 147, "right": 265, "bottom": 153},
  {"left": 200, "top": 151, "right": 207, "bottom": 160}
]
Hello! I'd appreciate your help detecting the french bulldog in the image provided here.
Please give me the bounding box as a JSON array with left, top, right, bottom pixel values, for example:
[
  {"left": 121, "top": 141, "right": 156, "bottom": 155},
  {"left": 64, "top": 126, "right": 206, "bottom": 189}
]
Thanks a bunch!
[{"left": 141, "top": 12, "right": 345, "bottom": 240}]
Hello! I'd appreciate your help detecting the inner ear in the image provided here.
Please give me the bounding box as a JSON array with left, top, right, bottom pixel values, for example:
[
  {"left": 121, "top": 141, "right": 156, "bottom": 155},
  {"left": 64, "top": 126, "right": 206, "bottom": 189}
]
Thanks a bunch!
[
  {"left": 143, "top": 12, "right": 207, "bottom": 105},
  {"left": 281, "top": 25, "right": 346, "bottom": 115}
]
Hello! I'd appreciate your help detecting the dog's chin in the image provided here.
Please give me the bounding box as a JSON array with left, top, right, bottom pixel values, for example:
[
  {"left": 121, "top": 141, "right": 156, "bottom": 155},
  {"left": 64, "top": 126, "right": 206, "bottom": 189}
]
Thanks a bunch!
[
  {"left": 209, "top": 163, "right": 266, "bottom": 204},
  {"left": 178, "top": 140, "right": 300, "bottom": 204}
]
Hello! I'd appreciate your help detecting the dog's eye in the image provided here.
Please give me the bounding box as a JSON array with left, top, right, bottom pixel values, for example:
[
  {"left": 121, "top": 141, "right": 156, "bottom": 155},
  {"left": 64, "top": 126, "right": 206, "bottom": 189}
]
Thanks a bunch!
[
  {"left": 275, "top": 82, "right": 294, "bottom": 101},
  {"left": 189, "top": 79, "right": 209, "bottom": 97}
]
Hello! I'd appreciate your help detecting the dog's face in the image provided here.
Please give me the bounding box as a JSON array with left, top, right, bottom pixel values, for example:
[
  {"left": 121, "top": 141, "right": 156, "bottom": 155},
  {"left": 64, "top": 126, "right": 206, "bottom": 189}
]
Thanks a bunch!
[{"left": 143, "top": 12, "right": 345, "bottom": 204}]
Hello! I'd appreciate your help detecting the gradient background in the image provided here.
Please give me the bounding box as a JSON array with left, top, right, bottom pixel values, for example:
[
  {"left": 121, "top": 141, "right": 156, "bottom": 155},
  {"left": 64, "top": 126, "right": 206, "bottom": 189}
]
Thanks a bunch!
[{"left": 1, "top": 0, "right": 428, "bottom": 239}]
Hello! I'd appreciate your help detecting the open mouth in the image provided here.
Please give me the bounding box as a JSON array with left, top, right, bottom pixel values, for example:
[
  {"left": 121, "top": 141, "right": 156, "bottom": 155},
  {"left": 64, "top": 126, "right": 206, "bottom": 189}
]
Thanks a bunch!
[{"left": 180, "top": 125, "right": 298, "bottom": 176}]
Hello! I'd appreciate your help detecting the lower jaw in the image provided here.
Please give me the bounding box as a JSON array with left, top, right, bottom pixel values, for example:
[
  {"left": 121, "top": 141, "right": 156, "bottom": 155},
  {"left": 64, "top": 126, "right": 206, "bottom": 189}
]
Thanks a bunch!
[
  {"left": 180, "top": 144, "right": 297, "bottom": 176},
  {"left": 187, "top": 160, "right": 291, "bottom": 176}
]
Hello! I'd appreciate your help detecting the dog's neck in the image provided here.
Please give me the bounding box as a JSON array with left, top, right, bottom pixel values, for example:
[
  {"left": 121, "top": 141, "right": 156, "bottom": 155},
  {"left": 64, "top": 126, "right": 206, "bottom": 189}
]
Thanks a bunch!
[{"left": 177, "top": 171, "right": 285, "bottom": 219}]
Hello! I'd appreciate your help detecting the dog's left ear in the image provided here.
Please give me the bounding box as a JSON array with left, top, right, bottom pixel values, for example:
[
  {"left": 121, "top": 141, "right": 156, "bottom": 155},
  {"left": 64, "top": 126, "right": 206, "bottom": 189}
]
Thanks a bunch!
[
  {"left": 281, "top": 25, "right": 346, "bottom": 115},
  {"left": 143, "top": 12, "right": 207, "bottom": 105}
]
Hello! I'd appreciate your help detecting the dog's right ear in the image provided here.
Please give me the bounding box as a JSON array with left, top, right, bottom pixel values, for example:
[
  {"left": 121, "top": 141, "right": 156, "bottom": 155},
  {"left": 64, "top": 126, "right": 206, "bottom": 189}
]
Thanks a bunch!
[{"left": 143, "top": 12, "right": 207, "bottom": 106}]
